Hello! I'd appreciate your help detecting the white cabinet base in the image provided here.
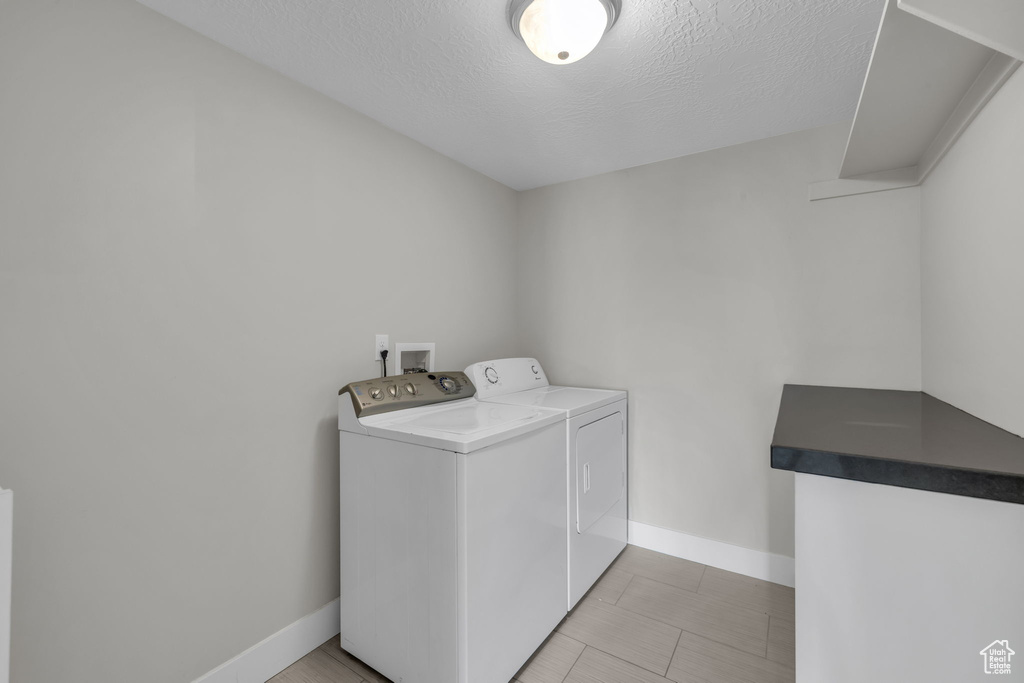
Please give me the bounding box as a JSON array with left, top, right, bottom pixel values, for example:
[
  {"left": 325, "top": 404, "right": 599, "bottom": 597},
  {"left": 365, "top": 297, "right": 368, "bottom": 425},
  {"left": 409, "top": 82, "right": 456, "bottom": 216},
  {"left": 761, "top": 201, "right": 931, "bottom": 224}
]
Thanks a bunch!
[{"left": 795, "top": 474, "right": 1024, "bottom": 682}]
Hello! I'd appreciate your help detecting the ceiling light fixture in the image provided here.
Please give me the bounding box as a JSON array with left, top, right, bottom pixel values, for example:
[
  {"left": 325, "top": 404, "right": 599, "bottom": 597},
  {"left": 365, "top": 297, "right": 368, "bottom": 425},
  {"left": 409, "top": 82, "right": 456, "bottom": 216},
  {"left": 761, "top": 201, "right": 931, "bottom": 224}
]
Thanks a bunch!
[{"left": 508, "top": 0, "right": 621, "bottom": 65}]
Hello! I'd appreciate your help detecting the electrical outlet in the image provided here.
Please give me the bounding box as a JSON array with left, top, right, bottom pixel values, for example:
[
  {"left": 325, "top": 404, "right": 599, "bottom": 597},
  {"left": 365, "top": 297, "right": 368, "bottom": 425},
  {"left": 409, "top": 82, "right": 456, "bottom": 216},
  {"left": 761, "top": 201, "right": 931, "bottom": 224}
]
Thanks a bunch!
[{"left": 374, "top": 334, "right": 389, "bottom": 360}]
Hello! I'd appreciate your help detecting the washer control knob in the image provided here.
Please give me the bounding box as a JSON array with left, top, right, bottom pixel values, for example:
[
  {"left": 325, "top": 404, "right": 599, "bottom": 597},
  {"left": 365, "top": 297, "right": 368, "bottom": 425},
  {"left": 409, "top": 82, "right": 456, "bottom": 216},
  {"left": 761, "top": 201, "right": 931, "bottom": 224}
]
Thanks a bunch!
[
  {"left": 387, "top": 385, "right": 400, "bottom": 398},
  {"left": 405, "top": 383, "right": 416, "bottom": 395},
  {"left": 484, "top": 367, "right": 499, "bottom": 384},
  {"left": 369, "top": 387, "right": 384, "bottom": 400},
  {"left": 531, "top": 365, "right": 539, "bottom": 375},
  {"left": 439, "top": 376, "right": 456, "bottom": 392}
]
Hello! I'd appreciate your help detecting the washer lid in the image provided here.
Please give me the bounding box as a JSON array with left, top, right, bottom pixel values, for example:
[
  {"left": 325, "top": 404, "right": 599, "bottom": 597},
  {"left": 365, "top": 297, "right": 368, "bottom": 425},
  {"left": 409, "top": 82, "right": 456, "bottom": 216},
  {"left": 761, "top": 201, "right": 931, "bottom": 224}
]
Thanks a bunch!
[
  {"left": 478, "top": 386, "right": 626, "bottom": 418},
  {"left": 361, "top": 399, "right": 563, "bottom": 453}
]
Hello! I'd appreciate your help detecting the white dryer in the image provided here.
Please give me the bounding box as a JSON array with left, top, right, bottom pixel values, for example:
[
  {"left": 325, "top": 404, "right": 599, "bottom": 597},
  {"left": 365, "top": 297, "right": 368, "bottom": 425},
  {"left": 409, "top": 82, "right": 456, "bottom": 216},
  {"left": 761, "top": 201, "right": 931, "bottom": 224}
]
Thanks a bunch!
[
  {"left": 338, "top": 371, "right": 567, "bottom": 683},
  {"left": 466, "top": 358, "right": 628, "bottom": 609}
]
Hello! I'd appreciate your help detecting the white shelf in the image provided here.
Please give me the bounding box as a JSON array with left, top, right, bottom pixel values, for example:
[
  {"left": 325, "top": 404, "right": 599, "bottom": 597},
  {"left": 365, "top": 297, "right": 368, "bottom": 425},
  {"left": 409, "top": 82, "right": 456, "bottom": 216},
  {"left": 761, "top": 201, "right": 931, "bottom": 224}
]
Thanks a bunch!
[{"left": 811, "top": 0, "right": 1020, "bottom": 201}]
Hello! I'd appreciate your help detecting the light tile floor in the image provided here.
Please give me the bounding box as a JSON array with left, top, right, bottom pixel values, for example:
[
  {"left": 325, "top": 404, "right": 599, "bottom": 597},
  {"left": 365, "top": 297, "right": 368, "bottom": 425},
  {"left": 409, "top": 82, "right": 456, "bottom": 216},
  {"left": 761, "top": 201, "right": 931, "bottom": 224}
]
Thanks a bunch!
[{"left": 269, "top": 545, "right": 795, "bottom": 683}]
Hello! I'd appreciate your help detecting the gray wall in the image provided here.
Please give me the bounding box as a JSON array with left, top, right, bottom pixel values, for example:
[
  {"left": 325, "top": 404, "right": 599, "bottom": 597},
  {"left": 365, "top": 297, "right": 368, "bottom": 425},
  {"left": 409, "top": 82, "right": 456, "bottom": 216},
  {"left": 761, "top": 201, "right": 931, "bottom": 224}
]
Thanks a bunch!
[
  {"left": 516, "top": 124, "right": 922, "bottom": 558},
  {"left": 11, "top": 0, "right": 1013, "bottom": 679},
  {"left": 922, "top": 67, "right": 1024, "bottom": 437},
  {"left": 0, "top": 1, "right": 521, "bottom": 681}
]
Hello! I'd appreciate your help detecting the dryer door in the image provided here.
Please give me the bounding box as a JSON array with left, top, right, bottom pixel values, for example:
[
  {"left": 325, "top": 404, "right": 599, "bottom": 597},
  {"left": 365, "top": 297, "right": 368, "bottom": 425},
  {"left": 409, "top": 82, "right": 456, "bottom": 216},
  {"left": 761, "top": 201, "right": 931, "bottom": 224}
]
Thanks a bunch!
[{"left": 575, "top": 411, "right": 625, "bottom": 533}]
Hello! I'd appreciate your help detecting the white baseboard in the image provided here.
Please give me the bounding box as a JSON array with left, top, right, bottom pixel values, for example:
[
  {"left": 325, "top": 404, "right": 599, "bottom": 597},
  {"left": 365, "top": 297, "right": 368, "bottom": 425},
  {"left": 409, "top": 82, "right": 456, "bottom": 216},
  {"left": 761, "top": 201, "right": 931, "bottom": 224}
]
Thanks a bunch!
[
  {"left": 628, "top": 521, "right": 795, "bottom": 588},
  {"left": 192, "top": 599, "right": 340, "bottom": 683}
]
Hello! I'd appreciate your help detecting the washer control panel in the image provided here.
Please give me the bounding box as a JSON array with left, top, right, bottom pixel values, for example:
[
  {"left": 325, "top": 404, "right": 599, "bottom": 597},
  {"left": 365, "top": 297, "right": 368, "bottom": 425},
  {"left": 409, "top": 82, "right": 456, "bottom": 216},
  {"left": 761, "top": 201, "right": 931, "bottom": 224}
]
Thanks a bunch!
[{"left": 340, "top": 371, "right": 475, "bottom": 418}]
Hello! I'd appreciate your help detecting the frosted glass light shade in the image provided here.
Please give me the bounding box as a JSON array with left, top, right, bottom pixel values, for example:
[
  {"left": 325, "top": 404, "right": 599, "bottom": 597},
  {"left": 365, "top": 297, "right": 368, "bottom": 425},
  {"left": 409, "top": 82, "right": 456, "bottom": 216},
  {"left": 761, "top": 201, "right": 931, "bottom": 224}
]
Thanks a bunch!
[{"left": 512, "top": 0, "right": 619, "bottom": 65}]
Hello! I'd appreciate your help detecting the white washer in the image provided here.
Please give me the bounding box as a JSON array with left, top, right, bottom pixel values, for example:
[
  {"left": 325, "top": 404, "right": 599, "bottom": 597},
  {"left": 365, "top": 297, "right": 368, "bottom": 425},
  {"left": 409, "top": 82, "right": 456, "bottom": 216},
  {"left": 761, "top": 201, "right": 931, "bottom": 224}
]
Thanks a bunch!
[
  {"left": 338, "top": 371, "right": 567, "bottom": 683},
  {"left": 466, "top": 358, "right": 628, "bottom": 609}
]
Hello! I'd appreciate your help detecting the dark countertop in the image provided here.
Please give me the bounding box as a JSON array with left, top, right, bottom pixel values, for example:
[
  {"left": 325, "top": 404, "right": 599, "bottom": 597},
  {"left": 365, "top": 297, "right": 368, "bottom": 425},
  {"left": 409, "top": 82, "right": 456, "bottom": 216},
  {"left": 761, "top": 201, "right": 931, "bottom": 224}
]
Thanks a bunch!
[{"left": 771, "top": 384, "right": 1024, "bottom": 504}]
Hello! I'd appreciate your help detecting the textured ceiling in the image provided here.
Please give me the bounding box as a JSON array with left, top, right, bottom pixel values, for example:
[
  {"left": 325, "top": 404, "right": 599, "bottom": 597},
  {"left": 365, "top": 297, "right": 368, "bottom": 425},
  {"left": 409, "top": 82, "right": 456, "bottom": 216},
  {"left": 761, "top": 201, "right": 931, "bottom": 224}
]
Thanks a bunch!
[{"left": 136, "top": 0, "right": 884, "bottom": 190}]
